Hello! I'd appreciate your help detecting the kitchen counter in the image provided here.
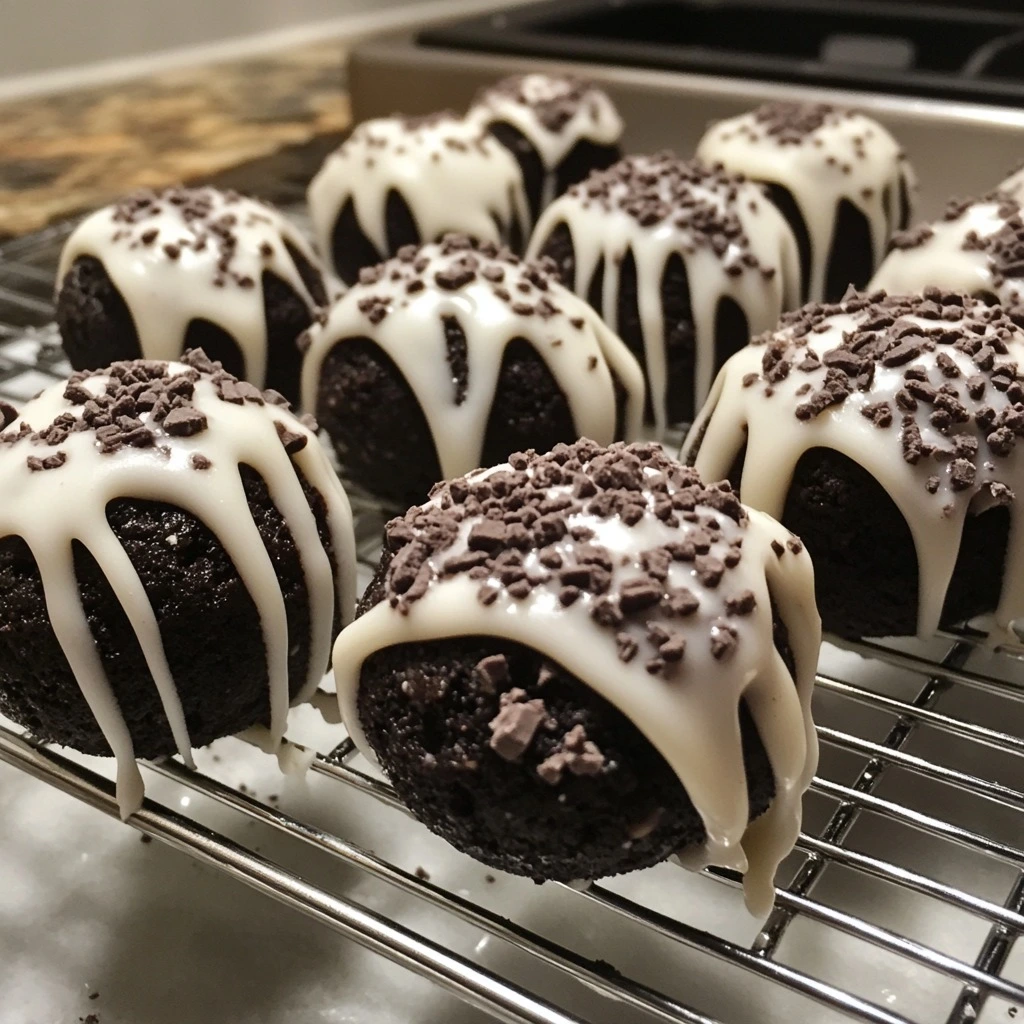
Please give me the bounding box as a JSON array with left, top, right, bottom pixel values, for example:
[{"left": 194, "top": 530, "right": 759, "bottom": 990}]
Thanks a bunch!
[{"left": 0, "top": 40, "right": 353, "bottom": 239}]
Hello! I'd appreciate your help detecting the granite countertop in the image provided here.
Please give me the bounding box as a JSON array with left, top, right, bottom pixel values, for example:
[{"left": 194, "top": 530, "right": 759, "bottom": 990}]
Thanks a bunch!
[{"left": 0, "top": 41, "right": 354, "bottom": 240}]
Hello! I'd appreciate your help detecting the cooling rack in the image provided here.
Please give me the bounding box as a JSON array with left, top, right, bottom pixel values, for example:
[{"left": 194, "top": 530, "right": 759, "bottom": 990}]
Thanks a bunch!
[{"left": 1, "top": 214, "right": 1023, "bottom": 1024}]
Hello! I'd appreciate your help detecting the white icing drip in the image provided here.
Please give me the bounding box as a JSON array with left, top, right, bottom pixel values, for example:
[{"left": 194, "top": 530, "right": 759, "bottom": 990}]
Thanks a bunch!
[
  {"left": 332, "top": 457, "right": 820, "bottom": 915},
  {"left": 687, "top": 308, "right": 1024, "bottom": 639},
  {"left": 467, "top": 74, "right": 623, "bottom": 213},
  {"left": 525, "top": 158, "right": 801, "bottom": 436},
  {"left": 697, "top": 108, "right": 914, "bottom": 302},
  {"left": 307, "top": 116, "right": 530, "bottom": 277},
  {"left": 871, "top": 196, "right": 1024, "bottom": 303},
  {"left": 57, "top": 188, "right": 322, "bottom": 388},
  {"left": 0, "top": 363, "right": 356, "bottom": 817},
  {"left": 299, "top": 242, "right": 646, "bottom": 479}
]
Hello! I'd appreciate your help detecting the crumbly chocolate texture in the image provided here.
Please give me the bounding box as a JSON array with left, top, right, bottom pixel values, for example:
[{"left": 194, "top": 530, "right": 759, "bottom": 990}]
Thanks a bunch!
[
  {"left": 743, "top": 288, "right": 1024, "bottom": 501},
  {"left": 565, "top": 154, "right": 777, "bottom": 280},
  {"left": 355, "top": 629, "right": 784, "bottom": 881},
  {"left": 0, "top": 348, "right": 310, "bottom": 469},
  {"left": 381, "top": 439, "right": 754, "bottom": 676},
  {"left": 474, "top": 74, "right": 610, "bottom": 134}
]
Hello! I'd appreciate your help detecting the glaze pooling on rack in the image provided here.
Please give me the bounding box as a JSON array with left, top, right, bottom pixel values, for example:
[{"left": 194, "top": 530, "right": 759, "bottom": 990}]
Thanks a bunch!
[
  {"left": 57, "top": 187, "right": 323, "bottom": 388},
  {"left": 0, "top": 353, "right": 356, "bottom": 816},
  {"left": 307, "top": 113, "right": 530, "bottom": 277},
  {"left": 871, "top": 192, "right": 1024, "bottom": 303},
  {"left": 527, "top": 154, "right": 801, "bottom": 437},
  {"left": 333, "top": 440, "right": 820, "bottom": 916},
  {"left": 697, "top": 103, "right": 915, "bottom": 303},
  {"left": 686, "top": 290, "right": 1024, "bottom": 641},
  {"left": 299, "top": 236, "right": 646, "bottom": 479},
  {"left": 467, "top": 73, "right": 623, "bottom": 214}
]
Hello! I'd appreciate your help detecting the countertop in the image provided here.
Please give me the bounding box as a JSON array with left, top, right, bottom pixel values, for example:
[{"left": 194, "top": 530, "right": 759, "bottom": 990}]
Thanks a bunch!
[{"left": 0, "top": 40, "right": 354, "bottom": 240}]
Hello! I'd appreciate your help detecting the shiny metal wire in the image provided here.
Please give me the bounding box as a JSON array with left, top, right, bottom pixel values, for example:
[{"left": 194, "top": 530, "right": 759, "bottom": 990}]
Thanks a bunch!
[{"left": 1, "top": 218, "right": 1023, "bottom": 1024}]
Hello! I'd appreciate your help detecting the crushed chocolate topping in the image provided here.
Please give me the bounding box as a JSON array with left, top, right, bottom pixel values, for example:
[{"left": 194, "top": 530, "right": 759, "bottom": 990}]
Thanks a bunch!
[
  {"left": 382, "top": 439, "right": 759, "bottom": 678},
  {"left": 564, "top": 153, "right": 772, "bottom": 277},
  {"left": 338, "top": 234, "right": 565, "bottom": 323},
  {"left": 536, "top": 723, "right": 606, "bottom": 785},
  {"left": 473, "top": 73, "right": 612, "bottom": 134},
  {"left": 488, "top": 688, "right": 547, "bottom": 762},
  {"left": 890, "top": 224, "right": 935, "bottom": 251},
  {"left": 99, "top": 186, "right": 298, "bottom": 294},
  {"left": 749, "top": 102, "right": 856, "bottom": 145},
  {"left": 0, "top": 348, "right": 307, "bottom": 467},
  {"left": 744, "top": 289, "right": 1024, "bottom": 502}
]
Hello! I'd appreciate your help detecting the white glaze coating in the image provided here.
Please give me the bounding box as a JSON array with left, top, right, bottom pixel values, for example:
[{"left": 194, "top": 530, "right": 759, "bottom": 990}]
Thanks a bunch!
[
  {"left": 0, "top": 361, "right": 356, "bottom": 817},
  {"left": 57, "top": 188, "right": 323, "bottom": 388},
  {"left": 697, "top": 105, "right": 915, "bottom": 302},
  {"left": 871, "top": 194, "right": 1024, "bottom": 304},
  {"left": 300, "top": 239, "right": 646, "bottom": 479},
  {"left": 687, "top": 299, "right": 1024, "bottom": 640},
  {"left": 526, "top": 155, "right": 801, "bottom": 436},
  {"left": 307, "top": 114, "right": 530, "bottom": 278},
  {"left": 467, "top": 74, "right": 623, "bottom": 214},
  {"left": 333, "top": 447, "right": 821, "bottom": 915}
]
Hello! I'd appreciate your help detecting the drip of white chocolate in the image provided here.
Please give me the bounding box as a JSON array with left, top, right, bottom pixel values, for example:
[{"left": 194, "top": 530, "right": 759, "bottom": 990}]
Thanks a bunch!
[
  {"left": 332, "top": 448, "right": 821, "bottom": 915},
  {"left": 300, "top": 240, "right": 646, "bottom": 479},
  {"left": 697, "top": 105, "right": 915, "bottom": 302},
  {"left": 467, "top": 74, "right": 623, "bottom": 214},
  {"left": 526, "top": 155, "right": 801, "bottom": 436},
  {"left": 687, "top": 300, "right": 1024, "bottom": 640},
  {"left": 57, "top": 188, "right": 323, "bottom": 388},
  {"left": 0, "top": 362, "right": 355, "bottom": 816},
  {"left": 307, "top": 115, "right": 530, "bottom": 277},
  {"left": 871, "top": 194, "right": 1024, "bottom": 304}
]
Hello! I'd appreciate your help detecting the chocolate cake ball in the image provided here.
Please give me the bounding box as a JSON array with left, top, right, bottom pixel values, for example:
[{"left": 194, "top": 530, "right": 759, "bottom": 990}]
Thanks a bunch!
[
  {"left": 300, "top": 235, "right": 645, "bottom": 509},
  {"left": 333, "top": 440, "right": 820, "bottom": 912},
  {"left": 871, "top": 193, "right": 1024, "bottom": 305},
  {"left": 527, "top": 154, "right": 801, "bottom": 433},
  {"left": 55, "top": 187, "right": 328, "bottom": 407},
  {"left": 467, "top": 74, "right": 623, "bottom": 227},
  {"left": 307, "top": 113, "right": 529, "bottom": 286},
  {"left": 697, "top": 103, "right": 916, "bottom": 303},
  {"left": 0, "top": 350, "right": 356, "bottom": 815},
  {"left": 685, "top": 289, "right": 1024, "bottom": 640}
]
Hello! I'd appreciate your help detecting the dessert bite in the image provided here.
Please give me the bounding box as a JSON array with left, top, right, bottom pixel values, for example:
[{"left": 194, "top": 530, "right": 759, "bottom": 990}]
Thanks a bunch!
[
  {"left": 685, "top": 289, "right": 1024, "bottom": 640},
  {"left": 527, "top": 154, "right": 801, "bottom": 433},
  {"left": 467, "top": 73, "right": 623, "bottom": 226},
  {"left": 56, "top": 187, "right": 327, "bottom": 406},
  {"left": 0, "top": 351, "right": 356, "bottom": 815},
  {"left": 697, "top": 103, "right": 915, "bottom": 303},
  {"left": 307, "top": 113, "right": 529, "bottom": 286},
  {"left": 300, "top": 235, "right": 645, "bottom": 509},
  {"left": 871, "top": 192, "right": 1024, "bottom": 305},
  {"left": 333, "top": 440, "right": 820, "bottom": 914}
]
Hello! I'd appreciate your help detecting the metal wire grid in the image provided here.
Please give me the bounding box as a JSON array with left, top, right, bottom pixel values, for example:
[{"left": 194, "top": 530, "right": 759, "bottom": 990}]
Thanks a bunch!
[{"left": 1, "top": 217, "right": 1024, "bottom": 1024}]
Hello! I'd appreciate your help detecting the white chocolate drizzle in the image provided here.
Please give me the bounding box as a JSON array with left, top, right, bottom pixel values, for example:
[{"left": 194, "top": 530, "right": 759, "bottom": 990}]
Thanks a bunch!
[
  {"left": 871, "top": 193, "right": 1024, "bottom": 304},
  {"left": 0, "top": 357, "right": 356, "bottom": 817},
  {"left": 307, "top": 114, "right": 529, "bottom": 278},
  {"left": 526, "top": 154, "right": 801, "bottom": 436},
  {"left": 697, "top": 104, "right": 915, "bottom": 302},
  {"left": 687, "top": 292, "right": 1024, "bottom": 640},
  {"left": 57, "top": 187, "right": 323, "bottom": 388},
  {"left": 300, "top": 237, "right": 646, "bottom": 480},
  {"left": 332, "top": 442, "right": 820, "bottom": 915},
  {"left": 467, "top": 73, "right": 623, "bottom": 215}
]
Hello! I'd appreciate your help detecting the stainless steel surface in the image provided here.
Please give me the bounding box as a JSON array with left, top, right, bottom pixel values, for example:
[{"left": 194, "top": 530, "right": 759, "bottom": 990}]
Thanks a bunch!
[
  {"left": 349, "top": 31, "right": 1024, "bottom": 219},
  {"left": 2, "top": 217, "right": 1024, "bottom": 1023}
]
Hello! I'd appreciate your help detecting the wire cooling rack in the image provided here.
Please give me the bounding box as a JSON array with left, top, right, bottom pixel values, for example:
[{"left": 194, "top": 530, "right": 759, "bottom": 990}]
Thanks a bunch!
[{"left": 1, "top": 215, "right": 1024, "bottom": 1024}]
